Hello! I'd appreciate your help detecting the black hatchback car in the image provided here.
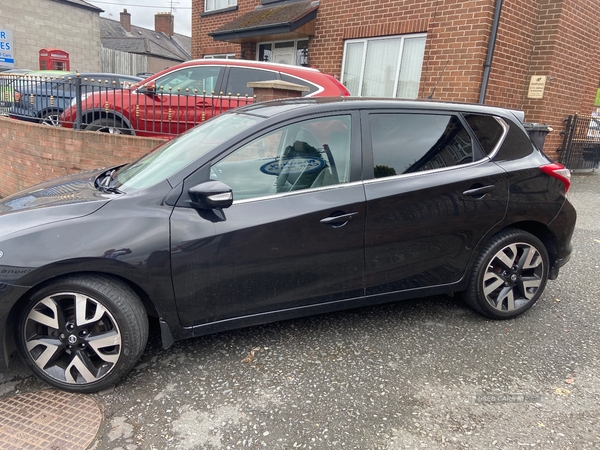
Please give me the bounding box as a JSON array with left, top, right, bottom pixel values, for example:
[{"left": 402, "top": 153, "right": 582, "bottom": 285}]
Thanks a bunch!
[{"left": 0, "top": 98, "right": 576, "bottom": 392}]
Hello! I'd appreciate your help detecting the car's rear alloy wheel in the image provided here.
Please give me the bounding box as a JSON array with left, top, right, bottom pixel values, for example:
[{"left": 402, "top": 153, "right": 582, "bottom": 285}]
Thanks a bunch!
[
  {"left": 86, "top": 118, "right": 131, "bottom": 135},
  {"left": 17, "top": 275, "right": 148, "bottom": 393},
  {"left": 463, "top": 229, "right": 549, "bottom": 319}
]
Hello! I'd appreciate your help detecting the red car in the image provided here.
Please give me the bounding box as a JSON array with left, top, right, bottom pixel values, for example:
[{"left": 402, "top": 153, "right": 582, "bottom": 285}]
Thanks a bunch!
[{"left": 60, "top": 59, "right": 350, "bottom": 138}]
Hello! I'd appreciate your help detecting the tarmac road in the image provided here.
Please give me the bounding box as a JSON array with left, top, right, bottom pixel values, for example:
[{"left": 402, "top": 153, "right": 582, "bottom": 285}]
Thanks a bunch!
[{"left": 1, "top": 171, "right": 599, "bottom": 449}]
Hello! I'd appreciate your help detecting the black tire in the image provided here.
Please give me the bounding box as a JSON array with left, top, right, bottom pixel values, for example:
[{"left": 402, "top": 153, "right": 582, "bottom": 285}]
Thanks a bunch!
[
  {"left": 86, "top": 118, "right": 132, "bottom": 135},
  {"left": 16, "top": 274, "right": 148, "bottom": 393},
  {"left": 40, "top": 110, "right": 61, "bottom": 127},
  {"left": 462, "top": 228, "right": 549, "bottom": 319}
]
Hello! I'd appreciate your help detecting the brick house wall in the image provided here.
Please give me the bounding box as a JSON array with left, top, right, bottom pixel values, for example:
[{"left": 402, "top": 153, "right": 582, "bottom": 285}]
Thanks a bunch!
[
  {"left": 0, "top": 0, "right": 102, "bottom": 72},
  {"left": 191, "top": 0, "right": 600, "bottom": 159}
]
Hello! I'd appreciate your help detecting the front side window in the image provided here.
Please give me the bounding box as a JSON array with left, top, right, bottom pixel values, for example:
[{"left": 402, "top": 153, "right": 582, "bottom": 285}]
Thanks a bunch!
[
  {"left": 154, "top": 66, "right": 222, "bottom": 95},
  {"left": 113, "top": 112, "right": 264, "bottom": 190},
  {"left": 205, "top": 0, "right": 236, "bottom": 12},
  {"left": 342, "top": 34, "right": 426, "bottom": 98},
  {"left": 211, "top": 115, "right": 352, "bottom": 201},
  {"left": 369, "top": 113, "right": 473, "bottom": 178}
]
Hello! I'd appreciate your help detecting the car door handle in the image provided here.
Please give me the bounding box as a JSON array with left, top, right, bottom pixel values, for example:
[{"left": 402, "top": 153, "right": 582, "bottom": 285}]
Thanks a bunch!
[
  {"left": 463, "top": 185, "right": 495, "bottom": 197},
  {"left": 320, "top": 212, "right": 358, "bottom": 227}
]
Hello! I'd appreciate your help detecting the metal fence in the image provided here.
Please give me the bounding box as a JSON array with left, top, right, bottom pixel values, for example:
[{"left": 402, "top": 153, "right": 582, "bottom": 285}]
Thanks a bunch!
[
  {"left": 1, "top": 73, "right": 255, "bottom": 138},
  {"left": 559, "top": 114, "right": 600, "bottom": 170}
]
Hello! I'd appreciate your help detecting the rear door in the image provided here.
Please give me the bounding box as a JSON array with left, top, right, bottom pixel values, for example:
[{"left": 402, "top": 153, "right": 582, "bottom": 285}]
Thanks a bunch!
[{"left": 362, "top": 110, "right": 509, "bottom": 295}]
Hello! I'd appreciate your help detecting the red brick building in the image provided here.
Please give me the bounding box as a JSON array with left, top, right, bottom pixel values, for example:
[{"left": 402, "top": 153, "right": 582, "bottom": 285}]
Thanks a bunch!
[{"left": 191, "top": 0, "right": 600, "bottom": 159}]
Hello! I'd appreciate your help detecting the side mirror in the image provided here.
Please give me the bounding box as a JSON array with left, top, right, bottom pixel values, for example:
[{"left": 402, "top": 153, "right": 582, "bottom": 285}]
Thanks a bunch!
[
  {"left": 139, "top": 81, "right": 156, "bottom": 94},
  {"left": 188, "top": 180, "right": 233, "bottom": 209}
]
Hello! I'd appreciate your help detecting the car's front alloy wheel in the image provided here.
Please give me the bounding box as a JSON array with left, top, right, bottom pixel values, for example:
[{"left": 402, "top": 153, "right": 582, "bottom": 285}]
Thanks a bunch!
[
  {"left": 462, "top": 229, "right": 549, "bottom": 319},
  {"left": 17, "top": 275, "right": 148, "bottom": 393},
  {"left": 41, "top": 111, "right": 61, "bottom": 126}
]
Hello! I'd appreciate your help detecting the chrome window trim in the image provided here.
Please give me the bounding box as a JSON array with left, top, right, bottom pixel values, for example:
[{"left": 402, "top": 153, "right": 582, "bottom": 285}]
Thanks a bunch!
[
  {"left": 363, "top": 156, "right": 492, "bottom": 186},
  {"left": 231, "top": 180, "right": 364, "bottom": 205},
  {"left": 484, "top": 116, "right": 509, "bottom": 160}
]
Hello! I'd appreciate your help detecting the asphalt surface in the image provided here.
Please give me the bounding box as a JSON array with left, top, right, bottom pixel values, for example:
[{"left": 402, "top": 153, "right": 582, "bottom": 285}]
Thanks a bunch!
[{"left": 1, "top": 171, "right": 599, "bottom": 449}]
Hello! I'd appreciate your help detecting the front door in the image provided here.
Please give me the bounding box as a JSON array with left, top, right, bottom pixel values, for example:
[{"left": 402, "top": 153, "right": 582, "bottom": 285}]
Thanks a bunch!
[
  {"left": 272, "top": 42, "right": 296, "bottom": 65},
  {"left": 170, "top": 113, "right": 365, "bottom": 327},
  {"left": 134, "top": 65, "right": 223, "bottom": 136}
]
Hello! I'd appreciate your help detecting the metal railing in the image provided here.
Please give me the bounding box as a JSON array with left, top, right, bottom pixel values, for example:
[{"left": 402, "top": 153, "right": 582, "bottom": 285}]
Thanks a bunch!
[
  {"left": 559, "top": 114, "right": 600, "bottom": 170},
  {"left": 1, "top": 73, "right": 255, "bottom": 138}
]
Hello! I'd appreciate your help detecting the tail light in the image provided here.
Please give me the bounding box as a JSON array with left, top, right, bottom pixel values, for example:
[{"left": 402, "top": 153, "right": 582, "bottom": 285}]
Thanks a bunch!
[
  {"left": 540, "top": 163, "right": 571, "bottom": 193},
  {"left": 14, "top": 91, "right": 21, "bottom": 102}
]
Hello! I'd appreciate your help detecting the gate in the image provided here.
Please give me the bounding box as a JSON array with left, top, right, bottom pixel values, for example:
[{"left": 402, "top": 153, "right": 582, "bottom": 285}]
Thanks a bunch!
[{"left": 559, "top": 114, "right": 600, "bottom": 170}]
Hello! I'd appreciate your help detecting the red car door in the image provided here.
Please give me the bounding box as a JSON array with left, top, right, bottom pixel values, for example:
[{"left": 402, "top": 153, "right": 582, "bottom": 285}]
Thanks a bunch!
[{"left": 133, "top": 66, "right": 224, "bottom": 137}]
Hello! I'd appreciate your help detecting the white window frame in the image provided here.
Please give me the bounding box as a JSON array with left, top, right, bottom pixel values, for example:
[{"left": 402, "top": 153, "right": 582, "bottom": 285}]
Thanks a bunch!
[
  {"left": 204, "top": 0, "right": 237, "bottom": 13},
  {"left": 341, "top": 33, "right": 426, "bottom": 98},
  {"left": 204, "top": 53, "right": 236, "bottom": 59}
]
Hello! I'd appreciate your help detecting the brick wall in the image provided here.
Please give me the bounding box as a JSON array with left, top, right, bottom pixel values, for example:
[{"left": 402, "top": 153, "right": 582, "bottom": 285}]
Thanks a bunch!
[
  {"left": 0, "top": 117, "right": 166, "bottom": 198},
  {"left": 1, "top": 0, "right": 102, "bottom": 72},
  {"left": 192, "top": 0, "right": 261, "bottom": 58},
  {"left": 191, "top": 0, "right": 600, "bottom": 160},
  {"left": 516, "top": 0, "right": 600, "bottom": 157}
]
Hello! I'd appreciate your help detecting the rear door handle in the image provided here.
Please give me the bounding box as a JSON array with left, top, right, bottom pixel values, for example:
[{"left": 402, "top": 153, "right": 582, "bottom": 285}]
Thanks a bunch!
[
  {"left": 320, "top": 212, "right": 358, "bottom": 227},
  {"left": 463, "top": 185, "right": 495, "bottom": 197}
]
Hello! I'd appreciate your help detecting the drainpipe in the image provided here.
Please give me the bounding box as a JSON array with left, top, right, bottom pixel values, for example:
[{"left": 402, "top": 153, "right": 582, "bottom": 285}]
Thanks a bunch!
[{"left": 479, "top": 0, "right": 503, "bottom": 104}]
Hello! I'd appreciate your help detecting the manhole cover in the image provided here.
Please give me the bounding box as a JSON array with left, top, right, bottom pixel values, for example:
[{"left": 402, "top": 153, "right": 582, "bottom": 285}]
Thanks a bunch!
[{"left": 0, "top": 390, "right": 101, "bottom": 449}]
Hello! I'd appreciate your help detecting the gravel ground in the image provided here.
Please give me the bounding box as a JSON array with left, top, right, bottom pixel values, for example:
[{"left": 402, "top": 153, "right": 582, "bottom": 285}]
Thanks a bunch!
[{"left": 1, "top": 171, "right": 598, "bottom": 450}]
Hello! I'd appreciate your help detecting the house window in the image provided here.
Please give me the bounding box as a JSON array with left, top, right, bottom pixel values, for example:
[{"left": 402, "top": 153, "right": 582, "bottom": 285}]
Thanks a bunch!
[
  {"left": 205, "top": 0, "right": 236, "bottom": 13},
  {"left": 204, "top": 54, "right": 236, "bottom": 59},
  {"left": 341, "top": 34, "right": 426, "bottom": 98}
]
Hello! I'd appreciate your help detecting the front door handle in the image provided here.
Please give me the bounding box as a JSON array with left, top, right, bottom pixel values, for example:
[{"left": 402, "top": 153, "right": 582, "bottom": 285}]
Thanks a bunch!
[
  {"left": 320, "top": 212, "right": 358, "bottom": 227},
  {"left": 463, "top": 185, "right": 495, "bottom": 198}
]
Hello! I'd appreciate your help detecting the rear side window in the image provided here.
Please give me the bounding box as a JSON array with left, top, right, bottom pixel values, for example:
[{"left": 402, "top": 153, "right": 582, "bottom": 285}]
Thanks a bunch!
[
  {"left": 369, "top": 113, "right": 474, "bottom": 178},
  {"left": 225, "top": 68, "right": 279, "bottom": 97},
  {"left": 280, "top": 74, "right": 319, "bottom": 96},
  {"left": 464, "top": 114, "right": 505, "bottom": 155}
]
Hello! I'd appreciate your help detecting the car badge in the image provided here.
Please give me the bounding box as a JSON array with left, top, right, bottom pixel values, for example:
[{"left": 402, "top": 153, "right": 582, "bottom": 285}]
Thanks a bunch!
[{"left": 0, "top": 250, "right": 3, "bottom": 259}]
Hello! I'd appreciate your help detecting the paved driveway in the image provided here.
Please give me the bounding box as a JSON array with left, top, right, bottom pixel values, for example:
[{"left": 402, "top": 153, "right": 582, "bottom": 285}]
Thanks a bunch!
[{"left": 1, "top": 172, "right": 599, "bottom": 449}]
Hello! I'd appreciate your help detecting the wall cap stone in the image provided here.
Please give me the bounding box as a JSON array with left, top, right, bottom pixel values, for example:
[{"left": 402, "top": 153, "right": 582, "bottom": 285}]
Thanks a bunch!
[{"left": 247, "top": 80, "right": 309, "bottom": 92}]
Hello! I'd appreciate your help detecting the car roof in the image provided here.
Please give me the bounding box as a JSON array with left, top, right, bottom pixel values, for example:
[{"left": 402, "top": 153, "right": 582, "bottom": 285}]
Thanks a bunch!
[
  {"left": 146, "top": 59, "right": 324, "bottom": 83},
  {"left": 235, "top": 97, "right": 525, "bottom": 123},
  {"left": 176, "top": 58, "right": 321, "bottom": 73},
  {"left": 21, "top": 71, "right": 141, "bottom": 80},
  {"left": 26, "top": 70, "right": 76, "bottom": 77}
]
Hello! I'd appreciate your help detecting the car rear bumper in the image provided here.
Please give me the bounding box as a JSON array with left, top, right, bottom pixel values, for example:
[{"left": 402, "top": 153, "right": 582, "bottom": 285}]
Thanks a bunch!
[{"left": 547, "top": 198, "right": 577, "bottom": 279}]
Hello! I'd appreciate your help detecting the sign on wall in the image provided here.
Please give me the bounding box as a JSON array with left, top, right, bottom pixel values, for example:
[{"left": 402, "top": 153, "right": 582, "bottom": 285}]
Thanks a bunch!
[
  {"left": 527, "top": 75, "right": 547, "bottom": 99},
  {"left": 0, "top": 28, "right": 14, "bottom": 69}
]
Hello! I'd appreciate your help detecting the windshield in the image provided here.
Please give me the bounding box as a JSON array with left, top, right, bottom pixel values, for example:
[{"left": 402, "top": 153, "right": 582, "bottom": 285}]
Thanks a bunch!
[{"left": 112, "top": 112, "right": 265, "bottom": 190}]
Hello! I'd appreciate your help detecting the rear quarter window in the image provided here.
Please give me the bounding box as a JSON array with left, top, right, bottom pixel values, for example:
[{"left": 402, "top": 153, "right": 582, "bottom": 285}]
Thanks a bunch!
[
  {"left": 464, "top": 114, "right": 506, "bottom": 156},
  {"left": 280, "top": 74, "right": 319, "bottom": 96},
  {"left": 497, "top": 119, "right": 536, "bottom": 160}
]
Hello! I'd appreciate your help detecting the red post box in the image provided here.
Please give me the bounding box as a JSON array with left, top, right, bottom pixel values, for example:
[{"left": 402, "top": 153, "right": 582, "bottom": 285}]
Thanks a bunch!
[{"left": 39, "top": 48, "right": 70, "bottom": 71}]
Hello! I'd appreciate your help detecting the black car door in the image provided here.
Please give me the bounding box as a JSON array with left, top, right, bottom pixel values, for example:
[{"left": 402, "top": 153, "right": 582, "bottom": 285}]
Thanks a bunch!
[
  {"left": 362, "top": 110, "right": 509, "bottom": 295},
  {"left": 170, "top": 112, "right": 366, "bottom": 327}
]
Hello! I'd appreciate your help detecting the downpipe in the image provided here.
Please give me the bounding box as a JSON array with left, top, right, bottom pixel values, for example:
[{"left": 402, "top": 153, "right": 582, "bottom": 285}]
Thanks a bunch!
[{"left": 479, "top": 0, "right": 503, "bottom": 104}]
